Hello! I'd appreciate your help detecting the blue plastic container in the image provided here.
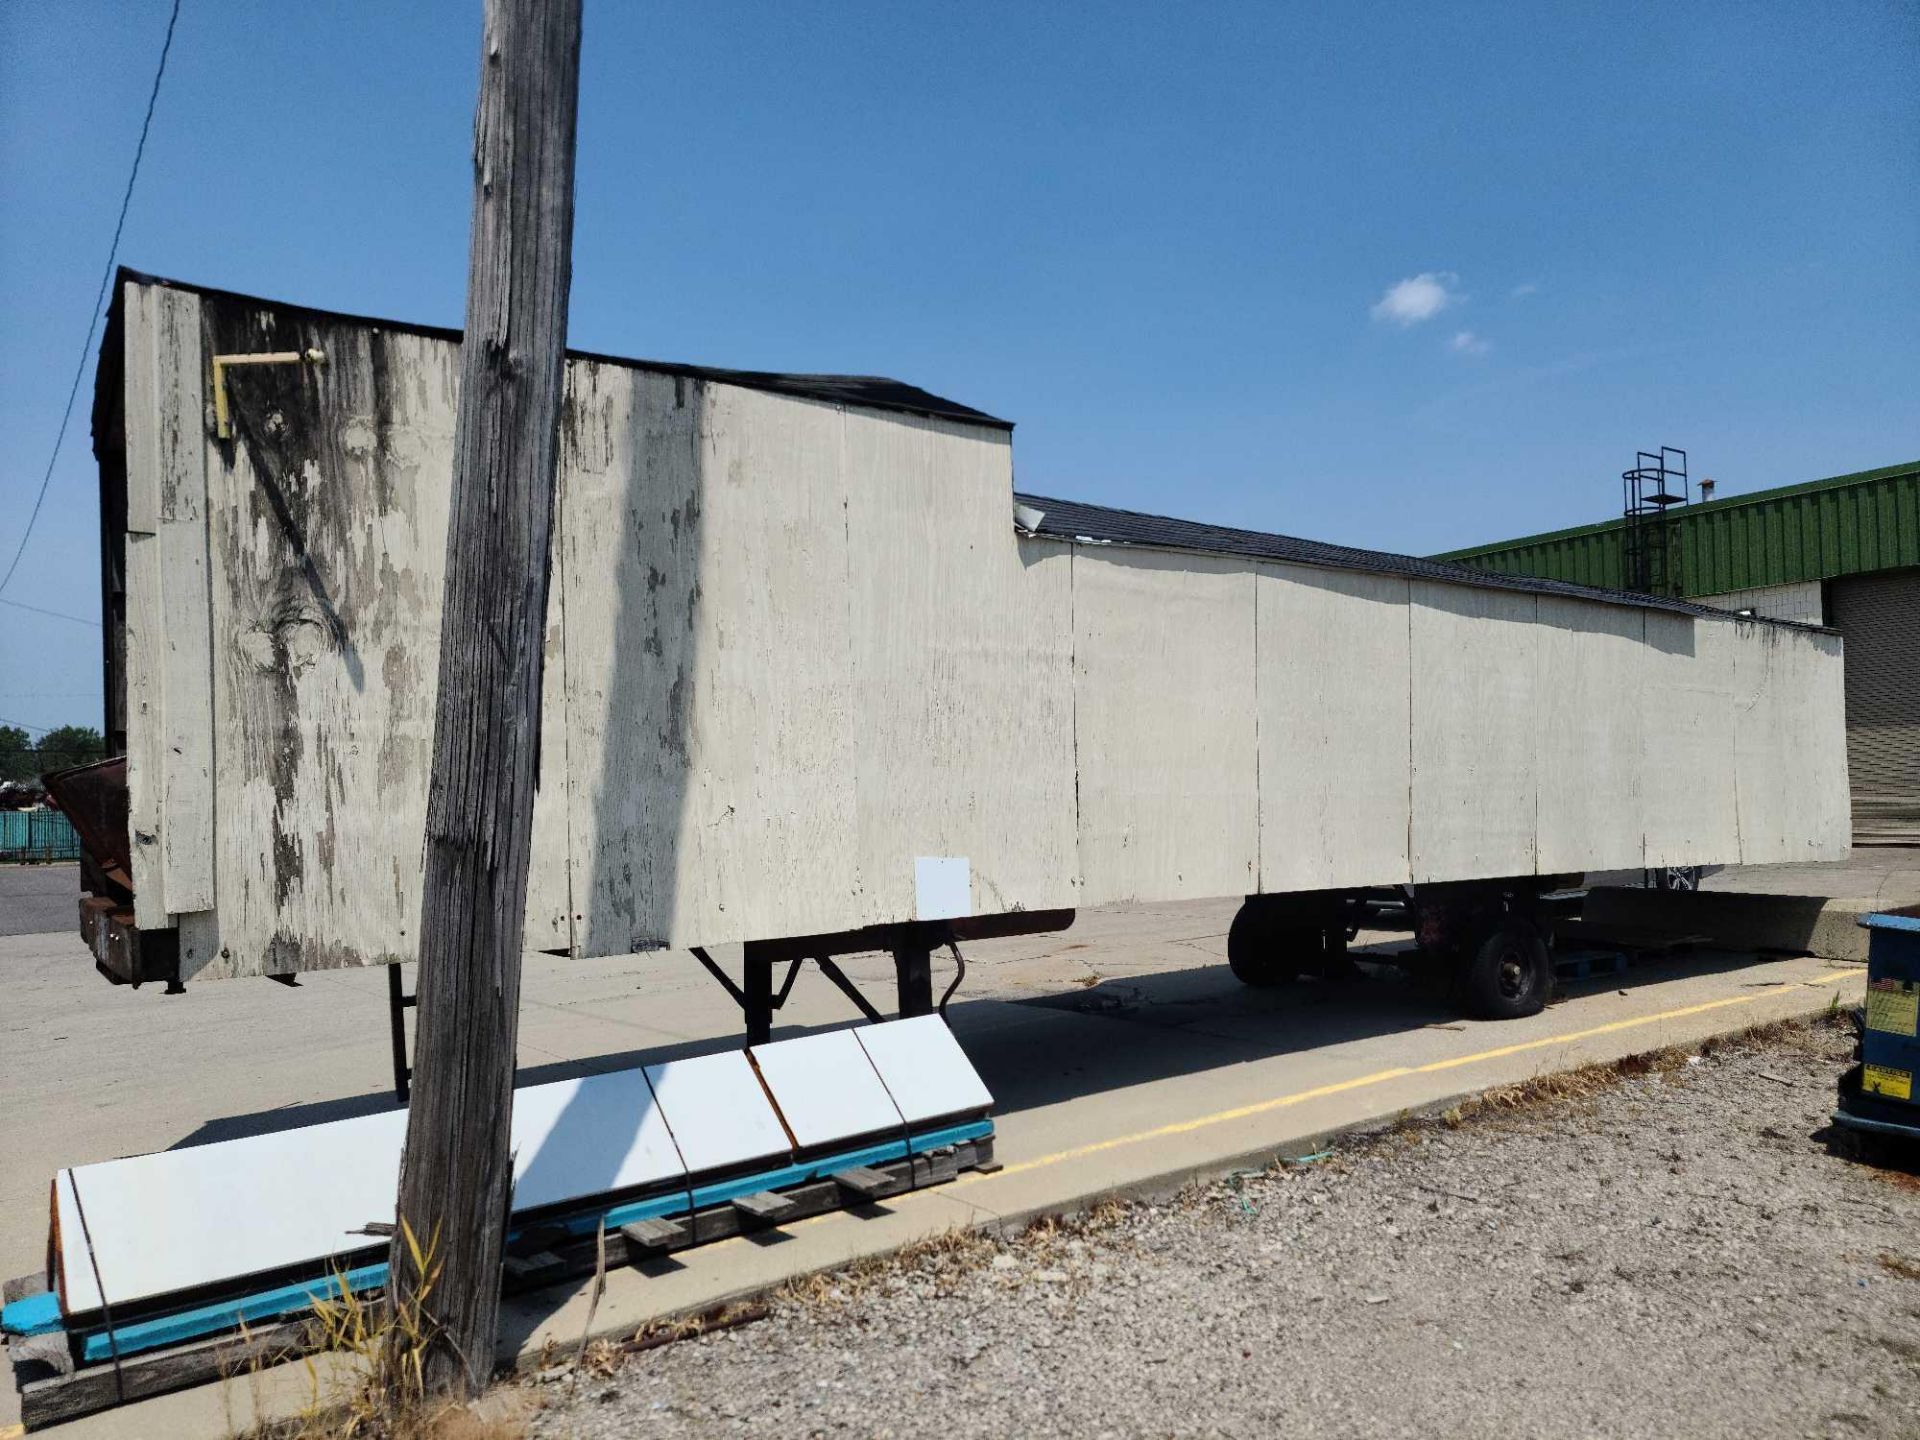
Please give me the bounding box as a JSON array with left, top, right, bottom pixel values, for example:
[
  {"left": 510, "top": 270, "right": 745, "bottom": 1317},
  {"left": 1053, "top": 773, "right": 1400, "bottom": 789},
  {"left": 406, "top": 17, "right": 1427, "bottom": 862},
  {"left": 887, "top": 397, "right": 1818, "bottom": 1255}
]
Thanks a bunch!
[{"left": 1835, "top": 905, "right": 1920, "bottom": 1143}]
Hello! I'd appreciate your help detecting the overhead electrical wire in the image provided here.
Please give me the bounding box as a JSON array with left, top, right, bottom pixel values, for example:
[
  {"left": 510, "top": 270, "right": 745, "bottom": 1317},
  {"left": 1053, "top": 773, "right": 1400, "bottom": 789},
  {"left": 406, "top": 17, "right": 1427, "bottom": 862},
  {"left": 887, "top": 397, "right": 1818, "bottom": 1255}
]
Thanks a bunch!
[
  {"left": 0, "top": 0, "right": 183, "bottom": 600},
  {"left": 0, "top": 595, "right": 101, "bottom": 627}
]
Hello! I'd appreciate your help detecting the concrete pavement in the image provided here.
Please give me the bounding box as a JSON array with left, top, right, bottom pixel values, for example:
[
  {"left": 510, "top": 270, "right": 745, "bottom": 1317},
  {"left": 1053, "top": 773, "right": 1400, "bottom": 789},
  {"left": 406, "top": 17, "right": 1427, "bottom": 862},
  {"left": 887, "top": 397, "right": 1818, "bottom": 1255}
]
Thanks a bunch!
[
  {"left": 1701, "top": 845, "right": 1920, "bottom": 905},
  {"left": 0, "top": 859, "right": 1889, "bottom": 1437}
]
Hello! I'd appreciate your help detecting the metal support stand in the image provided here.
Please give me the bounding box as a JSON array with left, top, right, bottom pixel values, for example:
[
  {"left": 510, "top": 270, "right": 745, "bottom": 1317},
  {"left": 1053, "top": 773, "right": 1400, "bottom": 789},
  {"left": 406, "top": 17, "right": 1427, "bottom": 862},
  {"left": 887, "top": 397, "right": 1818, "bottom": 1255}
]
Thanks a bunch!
[
  {"left": 743, "top": 941, "right": 773, "bottom": 1046},
  {"left": 387, "top": 963, "right": 417, "bottom": 1104},
  {"left": 725, "top": 941, "right": 806, "bottom": 1045},
  {"left": 687, "top": 911, "right": 1074, "bottom": 1043},
  {"left": 893, "top": 925, "right": 937, "bottom": 1018}
]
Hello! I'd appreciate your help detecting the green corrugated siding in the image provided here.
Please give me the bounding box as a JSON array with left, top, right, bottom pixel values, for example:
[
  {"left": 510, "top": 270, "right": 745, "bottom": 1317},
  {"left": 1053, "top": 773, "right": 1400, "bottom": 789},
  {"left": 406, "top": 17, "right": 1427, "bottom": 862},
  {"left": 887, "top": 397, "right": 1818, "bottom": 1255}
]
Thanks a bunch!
[
  {"left": 0, "top": 809, "right": 81, "bottom": 862},
  {"left": 1436, "top": 461, "right": 1920, "bottom": 596}
]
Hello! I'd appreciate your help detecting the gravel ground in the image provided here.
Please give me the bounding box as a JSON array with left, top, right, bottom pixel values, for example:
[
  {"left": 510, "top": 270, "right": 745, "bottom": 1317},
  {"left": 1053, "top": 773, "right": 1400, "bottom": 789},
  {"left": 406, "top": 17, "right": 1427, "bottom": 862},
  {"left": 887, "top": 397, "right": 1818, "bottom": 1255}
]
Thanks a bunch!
[{"left": 527, "top": 1015, "right": 1920, "bottom": 1440}]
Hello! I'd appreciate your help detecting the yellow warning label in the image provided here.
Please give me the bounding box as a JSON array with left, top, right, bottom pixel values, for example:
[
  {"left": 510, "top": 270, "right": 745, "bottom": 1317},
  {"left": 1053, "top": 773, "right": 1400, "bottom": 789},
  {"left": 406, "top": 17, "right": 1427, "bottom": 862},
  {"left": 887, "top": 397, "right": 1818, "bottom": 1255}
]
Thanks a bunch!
[
  {"left": 1866, "top": 981, "right": 1919, "bottom": 1038},
  {"left": 1864, "top": 1064, "right": 1913, "bottom": 1102}
]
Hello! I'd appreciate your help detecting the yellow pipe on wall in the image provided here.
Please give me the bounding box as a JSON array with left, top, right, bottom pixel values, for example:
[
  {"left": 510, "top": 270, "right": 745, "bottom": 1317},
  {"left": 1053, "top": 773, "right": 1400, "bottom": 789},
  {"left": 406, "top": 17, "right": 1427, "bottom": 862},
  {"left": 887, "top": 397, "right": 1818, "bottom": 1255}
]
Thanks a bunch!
[{"left": 211, "top": 348, "right": 325, "bottom": 439}]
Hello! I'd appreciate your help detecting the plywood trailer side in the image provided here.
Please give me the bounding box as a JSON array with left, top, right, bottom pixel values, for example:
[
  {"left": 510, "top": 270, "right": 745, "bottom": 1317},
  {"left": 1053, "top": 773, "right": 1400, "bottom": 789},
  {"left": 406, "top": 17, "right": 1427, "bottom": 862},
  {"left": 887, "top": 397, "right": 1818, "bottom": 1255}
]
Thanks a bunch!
[
  {"left": 103, "top": 275, "right": 1079, "bottom": 977},
  {"left": 557, "top": 372, "right": 1078, "bottom": 951},
  {"left": 1256, "top": 563, "right": 1413, "bottom": 894},
  {"left": 1408, "top": 582, "right": 1542, "bottom": 883},
  {"left": 95, "top": 273, "right": 1853, "bottom": 988},
  {"left": 1063, "top": 549, "right": 1848, "bottom": 899},
  {"left": 1071, "top": 548, "right": 1258, "bottom": 906},
  {"left": 1533, "top": 596, "right": 1649, "bottom": 876},
  {"left": 843, "top": 419, "right": 1077, "bottom": 929}
]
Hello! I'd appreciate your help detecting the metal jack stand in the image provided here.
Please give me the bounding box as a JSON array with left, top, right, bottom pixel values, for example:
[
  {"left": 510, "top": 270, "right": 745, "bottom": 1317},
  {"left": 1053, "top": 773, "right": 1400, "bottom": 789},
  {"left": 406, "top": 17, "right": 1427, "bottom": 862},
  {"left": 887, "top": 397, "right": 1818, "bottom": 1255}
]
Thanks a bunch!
[
  {"left": 693, "top": 911, "right": 1074, "bottom": 1044},
  {"left": 387, "top": 963, "right": 417, "bottom": 1103}
]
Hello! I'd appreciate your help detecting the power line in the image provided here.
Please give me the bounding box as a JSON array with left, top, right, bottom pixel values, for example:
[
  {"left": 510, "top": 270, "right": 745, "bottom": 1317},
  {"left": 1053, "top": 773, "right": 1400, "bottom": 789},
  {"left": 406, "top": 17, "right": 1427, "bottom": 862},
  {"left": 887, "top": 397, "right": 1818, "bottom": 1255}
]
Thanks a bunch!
[
  {"left": 0, "top": 0, "right": 183, "bottom": 599},
  {"left": 0, "top": 596, "right": 102, "bottom": 627},
  {"left": 0, "top": 716, "right": 88, "bottom": 736}
]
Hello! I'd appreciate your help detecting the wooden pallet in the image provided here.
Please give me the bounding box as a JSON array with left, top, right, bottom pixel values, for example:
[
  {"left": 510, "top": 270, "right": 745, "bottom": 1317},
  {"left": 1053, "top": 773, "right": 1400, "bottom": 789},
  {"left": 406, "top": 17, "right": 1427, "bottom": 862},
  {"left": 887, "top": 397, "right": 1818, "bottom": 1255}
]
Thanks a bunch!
[{"left": 9, "top": 1137, "right": 992, "bottom": 1431}]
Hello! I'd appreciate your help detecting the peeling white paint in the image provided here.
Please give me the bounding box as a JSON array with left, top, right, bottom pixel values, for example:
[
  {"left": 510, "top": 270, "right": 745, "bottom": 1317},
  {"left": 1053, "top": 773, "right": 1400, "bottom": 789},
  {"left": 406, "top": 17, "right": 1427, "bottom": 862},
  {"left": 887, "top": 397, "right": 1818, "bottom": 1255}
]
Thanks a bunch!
[{"left": 116, "top": 278, "right": 1854, "bottom": 979}]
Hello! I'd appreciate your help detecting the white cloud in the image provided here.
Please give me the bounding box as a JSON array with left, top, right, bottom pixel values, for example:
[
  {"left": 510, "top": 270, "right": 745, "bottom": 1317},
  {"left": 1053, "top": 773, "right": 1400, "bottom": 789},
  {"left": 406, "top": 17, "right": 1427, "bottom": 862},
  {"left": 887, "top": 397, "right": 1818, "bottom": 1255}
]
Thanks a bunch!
[
  {"left": 1509, "top": 281, "right": 1540, "bottom": 299},
  {"left": 1370, "top": 271, "right": 1460, "bottom": 326},
  {"left": 1449, "top": 329, "right": 1490, "bottom": 356}
]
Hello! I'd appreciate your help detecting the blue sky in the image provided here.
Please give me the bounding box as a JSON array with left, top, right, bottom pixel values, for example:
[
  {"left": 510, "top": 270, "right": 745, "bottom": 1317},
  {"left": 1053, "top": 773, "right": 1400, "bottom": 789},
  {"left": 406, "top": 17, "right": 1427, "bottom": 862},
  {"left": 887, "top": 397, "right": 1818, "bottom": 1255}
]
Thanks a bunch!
[{"left": 2, "top": 1, "right": 1916, "bottom": 735}]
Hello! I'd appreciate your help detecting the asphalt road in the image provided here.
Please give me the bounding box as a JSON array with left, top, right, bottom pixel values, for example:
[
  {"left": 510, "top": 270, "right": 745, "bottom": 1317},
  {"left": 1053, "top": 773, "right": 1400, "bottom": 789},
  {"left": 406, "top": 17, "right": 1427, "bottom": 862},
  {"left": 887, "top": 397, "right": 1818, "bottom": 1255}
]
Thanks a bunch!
[{"left": 0, "top": 862, "right": 77, "bottom": 937}]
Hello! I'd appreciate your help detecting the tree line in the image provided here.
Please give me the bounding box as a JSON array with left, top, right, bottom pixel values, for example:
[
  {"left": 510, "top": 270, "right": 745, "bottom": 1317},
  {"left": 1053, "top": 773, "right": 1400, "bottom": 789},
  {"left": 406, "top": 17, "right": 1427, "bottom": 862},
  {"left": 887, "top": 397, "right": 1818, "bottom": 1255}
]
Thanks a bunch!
[{"left": 0, "top": 724, "right": 107, "bottom": 782}]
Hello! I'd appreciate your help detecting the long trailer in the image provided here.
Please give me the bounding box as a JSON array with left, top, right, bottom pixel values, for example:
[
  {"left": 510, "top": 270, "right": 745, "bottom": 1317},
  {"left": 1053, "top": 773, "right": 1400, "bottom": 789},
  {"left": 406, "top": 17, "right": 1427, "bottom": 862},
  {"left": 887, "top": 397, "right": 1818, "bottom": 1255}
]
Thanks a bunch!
[{"left": 66, "top": 269, "right": 1852, "bottom": 1028}]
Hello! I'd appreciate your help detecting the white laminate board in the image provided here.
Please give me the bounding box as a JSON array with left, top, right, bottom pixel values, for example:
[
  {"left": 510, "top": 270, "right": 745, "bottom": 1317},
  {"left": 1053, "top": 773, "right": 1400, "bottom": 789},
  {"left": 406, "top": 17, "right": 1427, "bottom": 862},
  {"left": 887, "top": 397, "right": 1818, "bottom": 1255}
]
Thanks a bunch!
[
  {"left": 645, "top": 1050, "right": 793, "bottom": 1175},
  {"left": 854, "top": 1016, "right": 992, "bottom": 1126},
  {"left": 57, "top": 1106, "right": 411, "bottom": 1316},
  {"left": 749, "top": 1030, "right": 904, "bottom": 1149},
  {"left": 56, "top": 1063, "right": 706, "bottom": 1315},
  {"left": 509, "top": 1067, "right": 685, "bottom": 1211}
]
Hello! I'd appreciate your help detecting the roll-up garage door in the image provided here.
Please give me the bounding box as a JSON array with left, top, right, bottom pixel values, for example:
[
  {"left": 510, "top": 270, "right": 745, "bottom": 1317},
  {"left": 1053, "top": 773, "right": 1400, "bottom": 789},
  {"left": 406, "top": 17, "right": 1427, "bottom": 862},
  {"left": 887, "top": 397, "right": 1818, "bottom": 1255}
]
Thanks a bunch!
[{"left": 1831, "top": 567, "right": 1920, "bottom": 845}]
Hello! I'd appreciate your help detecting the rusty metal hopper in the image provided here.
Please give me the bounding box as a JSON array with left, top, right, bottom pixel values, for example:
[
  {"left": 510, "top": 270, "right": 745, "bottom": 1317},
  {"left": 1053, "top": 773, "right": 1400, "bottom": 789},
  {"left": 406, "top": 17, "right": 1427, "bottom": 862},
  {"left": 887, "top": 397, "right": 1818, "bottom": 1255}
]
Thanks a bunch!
[{"left": 42, "top": 756, "right": 131, "bottom": 898}]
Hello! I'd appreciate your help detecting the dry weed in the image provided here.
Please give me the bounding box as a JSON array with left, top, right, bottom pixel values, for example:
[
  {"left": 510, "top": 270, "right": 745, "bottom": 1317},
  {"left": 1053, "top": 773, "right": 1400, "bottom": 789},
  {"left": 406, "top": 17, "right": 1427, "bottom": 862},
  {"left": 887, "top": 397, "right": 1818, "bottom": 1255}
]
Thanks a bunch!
[
  {"left": 1880, "top": 1252, "right": 1920, "bottom": 1282},
  {"left": 1873, "top": 1167, "right": 1920, "bottom": 1197},
  {"left": 776, "top": 1225, "right": 999, "bottom": 1312},
  {"left": 234, "top": 1219, "right": 518, "bottom": 1440},
  {"left": 1433, "top": 1012, "right": 1848, "bottom": 1133},
  {"left": 622, "top": 1301, "right": 769, "bottom": 1355}
]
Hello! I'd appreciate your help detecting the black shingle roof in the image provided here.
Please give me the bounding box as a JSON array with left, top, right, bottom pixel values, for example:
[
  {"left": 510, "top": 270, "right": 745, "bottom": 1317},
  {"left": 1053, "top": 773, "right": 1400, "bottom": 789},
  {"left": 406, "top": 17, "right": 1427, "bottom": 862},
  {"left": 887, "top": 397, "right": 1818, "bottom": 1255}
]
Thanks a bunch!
[
  {"left": 1012, "top": 492, "right": 1829, "bottom": 630},
  {"left": 115, "top": 268, "right": 1010, "bottom": 430}
]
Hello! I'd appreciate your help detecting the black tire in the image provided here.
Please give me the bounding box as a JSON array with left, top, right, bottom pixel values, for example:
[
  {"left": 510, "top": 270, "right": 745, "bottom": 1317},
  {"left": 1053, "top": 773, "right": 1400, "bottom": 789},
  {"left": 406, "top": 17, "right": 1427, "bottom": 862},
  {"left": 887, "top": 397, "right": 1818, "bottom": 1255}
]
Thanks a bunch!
[
  {"left": 1462, "top": 916, "right": 1553, "bottom": 1019},
  {"left": 1227, "top": 905, "right": 1309, "bottom": 987}
]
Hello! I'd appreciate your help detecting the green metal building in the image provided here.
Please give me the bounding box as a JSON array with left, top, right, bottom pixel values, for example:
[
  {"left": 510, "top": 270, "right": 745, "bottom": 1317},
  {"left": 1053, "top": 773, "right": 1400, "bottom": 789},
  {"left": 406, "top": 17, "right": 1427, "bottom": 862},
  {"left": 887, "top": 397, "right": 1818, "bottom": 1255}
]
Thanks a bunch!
[{"left": 1436, "top": 460, "right": 1920, "bottom": 845}]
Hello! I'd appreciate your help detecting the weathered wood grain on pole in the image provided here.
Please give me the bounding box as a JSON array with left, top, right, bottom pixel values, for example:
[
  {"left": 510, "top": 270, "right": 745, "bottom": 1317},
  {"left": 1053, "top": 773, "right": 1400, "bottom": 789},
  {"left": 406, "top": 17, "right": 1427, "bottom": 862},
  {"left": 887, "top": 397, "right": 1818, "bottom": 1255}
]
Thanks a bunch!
[{"left": 389, "top": 0, "right": 582, "bottom": 1399}]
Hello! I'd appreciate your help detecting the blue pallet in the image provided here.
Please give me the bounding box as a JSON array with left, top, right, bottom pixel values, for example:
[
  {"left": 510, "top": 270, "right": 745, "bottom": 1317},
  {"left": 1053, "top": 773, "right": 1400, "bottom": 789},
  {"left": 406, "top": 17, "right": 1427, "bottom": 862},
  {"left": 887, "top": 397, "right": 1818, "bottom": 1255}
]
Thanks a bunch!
[{"left": 1554, "top": 948, "right": 1630, "bottom": 981}]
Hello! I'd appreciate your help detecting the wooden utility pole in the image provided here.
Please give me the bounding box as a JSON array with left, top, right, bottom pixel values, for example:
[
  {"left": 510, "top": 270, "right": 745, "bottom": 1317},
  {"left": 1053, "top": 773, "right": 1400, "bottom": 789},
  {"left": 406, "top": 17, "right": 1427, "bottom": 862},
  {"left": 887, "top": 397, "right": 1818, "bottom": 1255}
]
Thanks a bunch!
[{"left": 389, "top": 0, "right": 582, "bottom": 1400}]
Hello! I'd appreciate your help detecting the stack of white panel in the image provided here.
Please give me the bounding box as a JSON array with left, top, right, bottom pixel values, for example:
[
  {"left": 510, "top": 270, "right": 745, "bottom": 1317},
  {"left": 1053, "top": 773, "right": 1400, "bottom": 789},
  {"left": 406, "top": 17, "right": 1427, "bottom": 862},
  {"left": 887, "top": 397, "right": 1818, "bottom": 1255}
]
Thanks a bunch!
[
  {"left": 749, "top": 1015, "right": 991, "bottom": 1149},
  {"left": 48, "top": 1015, "right": 990, "bottom": 1323}
]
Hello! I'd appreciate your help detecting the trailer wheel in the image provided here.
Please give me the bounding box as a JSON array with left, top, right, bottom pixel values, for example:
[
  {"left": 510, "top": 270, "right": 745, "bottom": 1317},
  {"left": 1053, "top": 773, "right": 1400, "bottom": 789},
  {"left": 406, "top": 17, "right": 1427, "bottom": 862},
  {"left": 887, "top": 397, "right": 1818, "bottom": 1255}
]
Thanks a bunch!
[
  {"left": 1227, "top": 905, "right": 1307, "bottom": 988},
  {"left": 1462, "top": 916, "right": 1552, "bottom": 1019}
]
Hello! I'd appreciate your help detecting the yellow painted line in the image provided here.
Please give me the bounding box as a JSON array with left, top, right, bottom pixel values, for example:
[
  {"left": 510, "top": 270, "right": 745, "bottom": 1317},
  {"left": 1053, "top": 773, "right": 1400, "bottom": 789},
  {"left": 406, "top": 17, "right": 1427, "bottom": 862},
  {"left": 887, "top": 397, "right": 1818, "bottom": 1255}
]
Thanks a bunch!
[
  {"left": 958, "top": 966, "right": 1865, "bottom": 1188},
  {"left": 1, "top": 1423, "right": 25, "bottom": 1439},
  {"left": 965, "top": 1067, "right": 1415, "bottom": 1183}
]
